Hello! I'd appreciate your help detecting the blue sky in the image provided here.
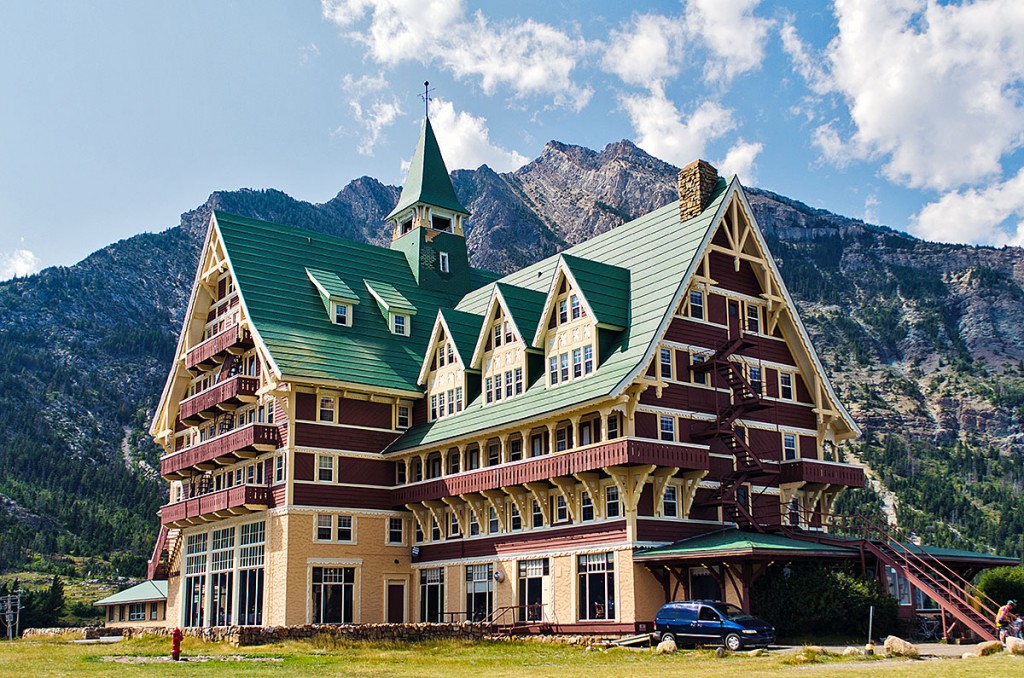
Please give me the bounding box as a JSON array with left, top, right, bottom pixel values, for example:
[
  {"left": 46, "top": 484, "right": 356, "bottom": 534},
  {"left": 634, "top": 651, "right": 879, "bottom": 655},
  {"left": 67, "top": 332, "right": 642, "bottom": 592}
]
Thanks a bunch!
[{"left": 2, "top": 0, "right": 1024, "bottom": 280}]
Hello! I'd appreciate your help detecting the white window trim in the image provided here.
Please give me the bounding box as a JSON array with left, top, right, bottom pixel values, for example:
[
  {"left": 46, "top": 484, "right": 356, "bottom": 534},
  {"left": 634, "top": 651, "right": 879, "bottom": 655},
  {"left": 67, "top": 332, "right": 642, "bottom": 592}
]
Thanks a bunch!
[
  {"left": 439, "top": 251, "right": 450, "bottom": 273},
  {"left": 391, "top": 313, "right": 410, "bottom": 336},
  {"left": 332, "top": 300, "right": 353, "bottom": 327}
]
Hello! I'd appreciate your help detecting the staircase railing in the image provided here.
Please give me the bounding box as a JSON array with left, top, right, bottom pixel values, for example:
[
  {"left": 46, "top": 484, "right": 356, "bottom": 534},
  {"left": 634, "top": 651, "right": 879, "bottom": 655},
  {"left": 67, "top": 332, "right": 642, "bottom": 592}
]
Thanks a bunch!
[
  {"left": 146, "top": 525, "right": 169, "bottom": 580},
  {"left": 780, "top": 509, "right": 999, "bottom": 641}
]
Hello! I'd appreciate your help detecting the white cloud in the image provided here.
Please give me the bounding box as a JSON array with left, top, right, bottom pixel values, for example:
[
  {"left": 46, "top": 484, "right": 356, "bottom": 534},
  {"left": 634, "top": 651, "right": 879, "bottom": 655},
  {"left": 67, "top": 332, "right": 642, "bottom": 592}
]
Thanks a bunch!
[
  {"left": 338, "top": 74, "right": 403, "bottom": 155},
  {"left": 863, "top": 193, "right": 880, "bottom": 225},
  {"left": 602, "top": 14, "right": 687, "bottom": 87},
  {"left": 803, "top": 0, "right": 1024, "bottom": 192},
  {"left": 779, "top": 19, "right": 827, "bottom": 93},
  {"left": 298, "top": 42, "right": 320, "bottom": 65},
  {"left": 910, "top": 167, "right": 1024, "bottom": 246},
  {"left": 621, "top": 85, "right": 736, "bottom": 167},
  {"left": 321, "top": 0, "right": 591, "bottom": 109},
  {"left": 0, "top": 249, "right": 39, "bottom": 280},
  {"left": 685, "top": 0, "right": 773, "bottom": 85},
  {"left": 718, "top": 140, "right": 763, "bottom": 183},
  {"left": 426, "top": 99, "right": 529, "bottom": 172}
]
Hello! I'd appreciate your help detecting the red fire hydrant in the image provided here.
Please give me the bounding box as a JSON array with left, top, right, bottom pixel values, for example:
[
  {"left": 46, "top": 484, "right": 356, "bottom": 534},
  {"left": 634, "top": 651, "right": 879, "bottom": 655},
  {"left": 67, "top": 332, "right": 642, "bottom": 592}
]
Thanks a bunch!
[{"left": 171, "top": 627, "right": 183, "bottom": 661}]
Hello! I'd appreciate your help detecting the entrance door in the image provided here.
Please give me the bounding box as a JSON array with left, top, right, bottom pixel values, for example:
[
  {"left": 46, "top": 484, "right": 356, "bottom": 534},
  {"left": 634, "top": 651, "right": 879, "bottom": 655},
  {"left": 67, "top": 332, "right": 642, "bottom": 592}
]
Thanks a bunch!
[
  {"left": 518, "top": 558, "right": 550, "bottom": 622},
  {"left": 386, "top": 581, "right": 405, "bottom": 623}
]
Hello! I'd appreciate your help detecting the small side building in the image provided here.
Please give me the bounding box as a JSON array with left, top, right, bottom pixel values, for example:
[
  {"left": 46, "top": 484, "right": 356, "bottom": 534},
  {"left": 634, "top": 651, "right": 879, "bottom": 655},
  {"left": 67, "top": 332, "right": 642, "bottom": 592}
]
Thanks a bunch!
[{"left": 94, "top": 580, "right": 168, "bottom": 627}]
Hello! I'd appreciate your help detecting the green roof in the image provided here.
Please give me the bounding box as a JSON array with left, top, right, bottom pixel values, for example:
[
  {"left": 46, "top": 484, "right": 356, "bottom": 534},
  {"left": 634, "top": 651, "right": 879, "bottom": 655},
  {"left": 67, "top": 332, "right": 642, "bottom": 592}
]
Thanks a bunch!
[
  {"left": 365, "top": 279, "right": 416, "bottom": 314},
  {"left": 216, "top": 211, "right": 493, "bottom": 393},
  {"left": 306, "top": 267, "right": 359, "bottom": 302},
  {"left": 495, "top": 283, "right": 547, "bottom": 349},
  {"left": 634, "top": 529, "right": 856, "bottom": 560},
  {"left": 560, "top": 253, "right": 631, "bottom": 328},
  {"left": 440, "top": 308, "right": 485, "bottom": 366},
  {"left": 388, "top": 178, "right": 730, "bottom": 451},
  {"left": 95, "top": 580, "right": 167, "bottom": 606},
  {"left": 386, "top": 118, "right": 469, "bottom": 220}
]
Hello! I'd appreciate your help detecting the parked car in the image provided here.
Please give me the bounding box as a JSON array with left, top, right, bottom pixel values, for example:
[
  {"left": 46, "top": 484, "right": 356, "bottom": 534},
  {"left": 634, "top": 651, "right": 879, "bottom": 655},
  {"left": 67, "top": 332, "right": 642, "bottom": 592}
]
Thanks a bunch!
[{"left": 652, "top": 600, "right": 775, "bottom": 650}]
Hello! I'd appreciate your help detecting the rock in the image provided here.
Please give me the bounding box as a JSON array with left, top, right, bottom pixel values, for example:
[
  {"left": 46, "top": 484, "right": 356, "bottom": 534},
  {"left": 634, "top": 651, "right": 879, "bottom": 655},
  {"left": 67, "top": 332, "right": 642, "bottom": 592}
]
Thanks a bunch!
[
  {"left": 804, "top": 645, "right": 827, "bottom": 656},
  {"left": 961, "top": 652, "right": 976, "bottom": 659},
  {"left": 1006, "top": 636, "right": 1024, "bottom": 655},
  {"left": 884, "top": 635, "right": 919, "bottom": 658},
  {"left": 655, "top": 638, "right": 677, "bottom": 655},
  {"left": 714, "top": 646, "right": 726, "bottom": 658},
  {"left": 747, "top": 648, "right": 765, "bottom": 657},
  {"left": 843, "top": 646, "right": 862, "bottom": 656},
  {"left": 976, "top": 640, "right": 1004, "bottom": 656}
]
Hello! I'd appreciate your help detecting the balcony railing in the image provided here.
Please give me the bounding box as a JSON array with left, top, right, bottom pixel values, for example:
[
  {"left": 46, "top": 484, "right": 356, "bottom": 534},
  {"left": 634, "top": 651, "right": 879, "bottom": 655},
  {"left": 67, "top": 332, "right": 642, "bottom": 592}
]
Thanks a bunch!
[
  {"left": 184, "top": 324, "right": 253, "bottom": 371},
  {"left": 161, "top": 423, "right": 280, "bottom": 478},
  {"left": 779, "top": 458, "right": 865, "bottom": 488},
  {"left": 393, "top": 437, "right": 710, "bottom": 505},
  {"left": 178, "top": 375, "right": 259, "bottom": 425},
  {"left": 160, "top": 484, "right": 270, "bottom": 527}
]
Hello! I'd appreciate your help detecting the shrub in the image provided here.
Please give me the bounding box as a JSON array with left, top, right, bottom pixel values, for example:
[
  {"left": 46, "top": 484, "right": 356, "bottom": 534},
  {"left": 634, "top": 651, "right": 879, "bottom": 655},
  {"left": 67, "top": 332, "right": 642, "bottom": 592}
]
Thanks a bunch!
[
  {"left": 750, "top": 563, "right": 898, "bottom": 640},
  {"left": 977, "top": 566, "right": 1024, "bottom": 607}
]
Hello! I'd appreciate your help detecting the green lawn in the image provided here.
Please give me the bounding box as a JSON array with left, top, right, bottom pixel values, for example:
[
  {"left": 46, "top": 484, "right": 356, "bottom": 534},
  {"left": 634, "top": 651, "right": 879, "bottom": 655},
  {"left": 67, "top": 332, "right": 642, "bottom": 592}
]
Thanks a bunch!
[{"left": 0, "top": 637, "right": 1019, "bottom": 677}]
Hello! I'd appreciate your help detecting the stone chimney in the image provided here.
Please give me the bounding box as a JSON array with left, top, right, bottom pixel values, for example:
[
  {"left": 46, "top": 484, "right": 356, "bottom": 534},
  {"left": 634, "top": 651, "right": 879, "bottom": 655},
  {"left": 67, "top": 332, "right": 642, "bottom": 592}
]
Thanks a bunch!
[{"left": 678, "top": 159, "right": 718, "bottom": 221}]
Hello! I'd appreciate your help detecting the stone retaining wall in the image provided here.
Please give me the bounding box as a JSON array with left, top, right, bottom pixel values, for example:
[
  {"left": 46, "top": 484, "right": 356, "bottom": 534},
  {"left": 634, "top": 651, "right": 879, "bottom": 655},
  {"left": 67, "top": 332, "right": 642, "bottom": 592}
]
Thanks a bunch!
[{"left": 24, "top": 623, "right": 488, "bottom": 647}]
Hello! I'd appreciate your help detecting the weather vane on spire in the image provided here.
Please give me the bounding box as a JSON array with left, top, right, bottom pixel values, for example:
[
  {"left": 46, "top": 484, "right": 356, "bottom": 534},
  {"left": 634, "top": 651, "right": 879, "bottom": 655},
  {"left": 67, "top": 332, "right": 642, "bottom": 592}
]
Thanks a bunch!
[{"left": 420, "top": 80, "right": 433, "bottom": 119}]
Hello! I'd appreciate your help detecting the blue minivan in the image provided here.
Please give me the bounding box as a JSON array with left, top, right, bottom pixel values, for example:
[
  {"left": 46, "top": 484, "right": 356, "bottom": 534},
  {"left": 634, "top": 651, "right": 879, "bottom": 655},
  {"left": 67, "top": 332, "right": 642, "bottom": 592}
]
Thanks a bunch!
[{"left": 652, "top": 600, "right": 775, "bottom": 650}]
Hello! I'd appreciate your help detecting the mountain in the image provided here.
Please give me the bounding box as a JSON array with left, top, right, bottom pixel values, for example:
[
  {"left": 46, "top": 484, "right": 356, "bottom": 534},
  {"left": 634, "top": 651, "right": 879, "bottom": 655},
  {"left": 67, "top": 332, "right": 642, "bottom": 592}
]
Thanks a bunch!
[{"left": 2, "top": 139, "right": 1022, "bottom": 577}]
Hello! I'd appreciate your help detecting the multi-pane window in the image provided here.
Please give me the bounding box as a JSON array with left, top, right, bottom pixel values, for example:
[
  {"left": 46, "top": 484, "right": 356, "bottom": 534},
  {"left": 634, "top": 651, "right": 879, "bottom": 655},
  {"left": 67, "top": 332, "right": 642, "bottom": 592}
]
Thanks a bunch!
[
  {"left": 605, "top": 486, "right": 620, "bottom": 518},
  {"left": 430, "top": 516, "right": 441, "bottom": 541},
  {"left": 558, "top": 299, "right": 568, "bottom": 324},
  {"left": 560, "top": 353, "right": 570, "bottom": 382},
  {"left": 210, "top": 527, "right": 235, "bottom": 626},
  {"left": 555, "top": 427, "right": 568, "bottom": 452},
  {"left": 607, "top": 413, "right": 619, "bottom": 439},
  {"left": 447, "top": 389, "right": 456, "bottom": 415},
  {"left": 318, "top": 396, "right": 336, "bottom": 422},
  {"left": 689, "top": 289, "right": 705, "bottom": 320},
  {"left": 573, "top": 348, "right": 582, "bottom": 378},
  {"left": 488, "top": 507, "right": 499, "bottom": 534},
  {"left": 510, "top": 503, "right": 522, "bottom": 531},
  {"left": 316, "top": 515, "right": 333, "bottom": 541},
  {"left": 780, "top": 373, "right": 794, "bottom": 400},
  {"left": 488, "top": 444, "right": 500, "bottom": 467},
  {"left": 431, "top": 394, "right": 439, "bottom": 419},
  {"left": 447, "top": 342, "right": 454, "bottom": 364},
  {"left": 420, "top": 568, "right": 445, "bottom": 623},
  {"left": 392, "top": 313, "right": 408, "bottom": 335},
  {"left": 504, "top": 321, "right": 513, "bottom": 344},
  {"left": 238, "top": 521, "right": 265, "bottom": 626},
  {"left": 396, "top": 462, "right": 407, "bottom": 484},
  {"left": 318, "top": 455, "right": 334, "bottom": 483},
  {"left": 396, "top": 405, "right": 411, "bottom": 429},
  {"left": 749, "top": 365, "right": 763, "bottom": 395},
  {"left": 691, "top": 354, "right": 708, "bottom": 386},
  {"left": 485, "top": 378, "right": 493, "bottom": 404},
  {"left": 336, "top": 515, "right": 353, "bottom": 542},
  {"left": 532, "top": 500, "right": 544, "bottom": 528},
  {"left": 509, "top": 438, "right": 523, "bottom": 462},
  {"left": 555, "top": 495, "right": 568, "bottom": 522},
  {"left": 783, "top": 433, "right": 798, "bottom": 460},
  {"left": 549, "top": 357, "right": 559, "bottom": 385},
  {"left": 455, "top": 387, "right": 464, "bottom": 412},
  {"left": 493, "top": 321, "right": 503, "bottom": 348},
  {"left": 128, "top": 603, "right": 146, "bottom": 621},
  {"left": 570, "top": 294, "right": 581, "bottom": 320},
  {"left": 437, "top": 344, "right": 446, "bottom": 367},
  {"left": 505, "top": 371, "right": 514, "bottom": 399},
  {"left": 659, "top": 415, "right": 675, "bottom": 442},
  {"left": 583, "top": 345, "right": 594, "bottom": 374},
  {"left": 387, "top": 517, "right": 405, "bottom": 544},
  {"left": 312, "top": 567, "right": 355, "bottom": 624},
  {"left": 449, "top": 511, "right": 461, "bottom": 538},
  {"left": 662, "top": 485, "right": 678, "bottom": 518},
  {"left": 746, "top": 304, "right": 761, "bottom": 333},
  {"left": 660, "top": 347, "right": 673, "bottom": 380},
  {"left": 333, "top": 302, "right": 350, "bottom": 326},
  {"left": 466, "top": 564, "right": 493, "bottom": 622},
  {"left": 514, "top": 368, "right": 523, "bottom": 395},
  {"left": 469, "top": 509, "right": 480, "bottom": 536},
  {"left": 184, "top": 533, "right": 208, "bottom": 628},
  {"left": 578, "top": 553, "right": 615, "bottom": 620},
  {"left": 581, "top": 492, "right": 594, "bottom": 521},
  {"left": 531, "top": 435, "right": 544, "bottom": 457},
  {"left": 275, "top": 454, "right": 286, "bottom": 483}
]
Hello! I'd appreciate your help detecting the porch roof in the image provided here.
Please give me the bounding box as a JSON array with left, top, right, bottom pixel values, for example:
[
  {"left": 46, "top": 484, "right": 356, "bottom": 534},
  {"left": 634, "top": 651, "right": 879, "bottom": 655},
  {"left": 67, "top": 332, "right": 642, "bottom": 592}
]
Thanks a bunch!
[
  {"left": 634, "top": 529, "right": 856, "bottom": 562},
  {"left": 94, "top": 580, "right": 167, "bottom": 607}
]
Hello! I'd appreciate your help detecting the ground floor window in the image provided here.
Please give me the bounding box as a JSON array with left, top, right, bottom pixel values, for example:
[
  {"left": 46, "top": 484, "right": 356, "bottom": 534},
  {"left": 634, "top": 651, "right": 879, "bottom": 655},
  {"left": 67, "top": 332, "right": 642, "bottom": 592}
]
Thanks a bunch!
[
  {"left": 518, "top": 558, "right": 549, "bottom": 622},
  {"left": 238, "top": 521, "right": 265, "bottom": 625},
  {"left": 578, "top": 553, "right": 615, "bottom": 621},
  {"left": 128, "top": 603, "right": 146, "bottom": 621},
  {"left": 466, "top": 564, "right": 493, "bottom": 622},
  {"left": 419, "top": 567, "right": 445, "bottom": 623},
  {"left": 312, "top": 567, "right": 356, "bottom": 624},
  {"left": 184, "top": 576, "right": 205, "bottom": 628}
]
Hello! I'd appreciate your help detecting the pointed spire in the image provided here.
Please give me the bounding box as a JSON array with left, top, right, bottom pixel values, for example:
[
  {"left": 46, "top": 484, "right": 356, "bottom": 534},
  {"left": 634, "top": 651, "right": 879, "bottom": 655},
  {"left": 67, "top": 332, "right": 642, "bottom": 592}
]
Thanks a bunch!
[{"left": 386, "top": 118, "right": 469, "bottom": 221}]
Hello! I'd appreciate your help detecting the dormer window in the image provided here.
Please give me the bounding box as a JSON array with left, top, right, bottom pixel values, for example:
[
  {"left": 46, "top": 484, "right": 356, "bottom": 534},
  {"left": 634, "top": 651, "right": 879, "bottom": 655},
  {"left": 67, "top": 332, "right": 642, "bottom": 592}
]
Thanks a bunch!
[
  {"left": 570, "top": 295, "right": 581, "bottom": 321},
  {"left": 392, "top": 313, "right": 409, "bottom": 336},
  {"left": 400, "top": 218, "right": 413, "bottom": 235},
  {"left": 431, "top": 215, "right": 451, "bottom": 232},
  {"left": 333, "top": 301, "right": 352, "bottom": 327},
  {"left": 439, "top": 251, "right": 449, "bottom": 273}
]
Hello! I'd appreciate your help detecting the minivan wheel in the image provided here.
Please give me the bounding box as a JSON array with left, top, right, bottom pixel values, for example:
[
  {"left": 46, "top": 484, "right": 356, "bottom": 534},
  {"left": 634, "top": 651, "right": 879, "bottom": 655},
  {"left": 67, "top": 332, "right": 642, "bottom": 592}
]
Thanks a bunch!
[
  {"left": 661, "top": 632, "right": 676, "bottom": 645},
  {"left": 724, "top": 633, "right": 742, "bottom": 652}
]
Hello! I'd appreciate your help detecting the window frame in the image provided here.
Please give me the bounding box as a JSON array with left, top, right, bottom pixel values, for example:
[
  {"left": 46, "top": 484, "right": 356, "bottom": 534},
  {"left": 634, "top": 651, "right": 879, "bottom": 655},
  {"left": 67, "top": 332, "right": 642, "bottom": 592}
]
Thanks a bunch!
[
  {"left": 318, "top": 454, "right": 335, "bottom": 483},
  {"left": 660, "top": 347, "right": 673, "bottom": 380},
  {"left": 391, "top": 313, "right": 409, "bottom": 336},
  {"left": 783, "top": 433, "right": 798, "bottom": 461},
  {"left": 396, "top": 405, "right": 411, "bottom": 429},
  {"left": 779, "top": 372, "right": 794, "bottom": 401},
  {"left": 332, "top": 301, "right": 352, "bottom": 327},
  {"left": 688, "top": 289, "right": 705, "bottom": 320},
  {"left": 659, "top": 415, "right": 676, "bottom": 442},
  {"left": 439, "top": 251, "right": 450, "bottom": 273},
  {"left": 317, "top": 395, "right": 337, "bottom": 423}
]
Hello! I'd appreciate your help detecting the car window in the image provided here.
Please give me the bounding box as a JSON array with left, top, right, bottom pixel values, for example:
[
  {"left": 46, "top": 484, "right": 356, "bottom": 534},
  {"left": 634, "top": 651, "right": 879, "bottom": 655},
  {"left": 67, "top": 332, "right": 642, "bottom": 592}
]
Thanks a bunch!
[
  {"left": 659, "top": 607, "right": 678, "bottom": 620},
  {"left": 718, "top": 603, "right": 754, "bottom": 621},
  {"left": 698, "top": 606, "right": 721, "bottom": 621}
]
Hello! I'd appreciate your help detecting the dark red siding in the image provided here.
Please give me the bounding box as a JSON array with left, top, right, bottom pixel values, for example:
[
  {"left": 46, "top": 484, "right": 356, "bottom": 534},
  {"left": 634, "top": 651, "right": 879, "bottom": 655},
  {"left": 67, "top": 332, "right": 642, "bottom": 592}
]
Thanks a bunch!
[
  {"left": 339, "top": 457, "right": 394, "bottom": 486},
  {"left": 293, "top": 483, "right": 393, "bottom": 510},
  {"left": 414, "top": 521, "right": 627, "bottom": 562},
  {"left": 296, "top": 392, "right": 316, "bottom": 420},
  {"left": 295, "top": 452, "right": 315, "bottom": 481},
  {"left": 340, "top": 398, "right": 393, "bottom": 428},
  {"left": 294, "top": 422, "right": 399, "bottom": 452}
]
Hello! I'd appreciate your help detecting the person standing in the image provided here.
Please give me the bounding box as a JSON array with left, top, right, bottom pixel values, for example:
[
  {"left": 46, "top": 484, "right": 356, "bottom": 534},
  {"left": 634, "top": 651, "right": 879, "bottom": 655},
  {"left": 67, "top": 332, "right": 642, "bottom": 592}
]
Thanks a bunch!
[{"left": 996, "top": 600, "right": 1017, "bottom": 643}]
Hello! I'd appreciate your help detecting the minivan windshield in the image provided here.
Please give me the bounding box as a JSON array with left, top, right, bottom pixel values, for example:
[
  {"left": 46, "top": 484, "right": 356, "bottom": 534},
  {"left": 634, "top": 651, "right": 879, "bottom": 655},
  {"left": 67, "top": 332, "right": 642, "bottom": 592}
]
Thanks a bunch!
[{"left": 716, "top": 603, "right": 755, "bottom": 621}]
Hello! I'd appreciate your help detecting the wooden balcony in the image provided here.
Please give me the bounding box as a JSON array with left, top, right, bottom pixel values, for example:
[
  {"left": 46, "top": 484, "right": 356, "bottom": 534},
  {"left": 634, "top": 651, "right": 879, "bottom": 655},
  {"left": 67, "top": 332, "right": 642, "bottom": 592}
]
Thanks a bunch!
[
  {"left": 178, "top": 375, "right": 259, "bottom": 425},
  {"left": 161, "top": 423, "right": 280, "bottom": 479},
  {"left": 393, "top": 438, "right": 709, "bottom": 505},
  {"left": 184, "top": 324, "right": 253, "bottom": 372},
  {"left": 160, "top": 484, "right": 270, "bottom": 528},
  {"left": 779, "top": 458, "right": 865, "bottom": 488}
]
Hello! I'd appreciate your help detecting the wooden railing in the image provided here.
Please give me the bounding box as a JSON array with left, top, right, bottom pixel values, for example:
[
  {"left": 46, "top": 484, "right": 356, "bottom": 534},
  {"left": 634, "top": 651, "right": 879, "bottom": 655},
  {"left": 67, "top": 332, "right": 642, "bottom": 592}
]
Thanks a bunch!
[
  {"left": 160, "top": 484, "right": 270, "bottom": 527},
  {"left": 393, "top": 438, "right": 709, "bottom": 504},
  {"left": 184, "top": 324, "right": 251, "bottom": 370},
  {"left": 161, "top": 423, "right": 280, "bottom": 477},
  {"left": 178, "top": 375, "right": 259, "bottom": 422},
  {"left": 778, "top": 458, "right": 865, "bottom": 488}
]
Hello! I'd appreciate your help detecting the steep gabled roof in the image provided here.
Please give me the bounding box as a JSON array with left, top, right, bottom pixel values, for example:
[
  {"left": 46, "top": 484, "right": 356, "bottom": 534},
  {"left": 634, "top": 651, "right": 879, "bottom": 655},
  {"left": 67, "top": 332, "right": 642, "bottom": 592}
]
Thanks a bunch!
[
  {"left": 365, "top": 279, "right": 417, "bottom": 314},
  {"left": 560, "top": 254, "right": 631, "bottom": 328},
  {"left": 306, "top": 267, "right": 360, "bottom": 316},
  {"left": 417, "top": 308, "right": 485, "bottom": 384},
  {"left": 214, "top": 211, "right": 493, "bottom": 393},
  {"left": 386, "top": 118, "right": 469, "bottom": 220},
  {"left": 494, "top": 283, "right": 547, "bottom": 348},
  {"left": 389, "top": 180, "right": 729, "bottom": 451}
]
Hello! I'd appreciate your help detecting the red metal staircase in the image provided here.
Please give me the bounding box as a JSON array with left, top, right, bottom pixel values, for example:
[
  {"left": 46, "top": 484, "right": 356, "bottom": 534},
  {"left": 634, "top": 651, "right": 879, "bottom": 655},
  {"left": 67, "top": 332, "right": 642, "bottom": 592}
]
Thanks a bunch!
[
  {"left": 692, "top": 336, "right": 777, "bottom": 529},
  {"left": 146, "top": 524, "right": 169, "bottom": 580},
  {"left": 783, "top": 514, "right": 1000, "bottom": 642}
]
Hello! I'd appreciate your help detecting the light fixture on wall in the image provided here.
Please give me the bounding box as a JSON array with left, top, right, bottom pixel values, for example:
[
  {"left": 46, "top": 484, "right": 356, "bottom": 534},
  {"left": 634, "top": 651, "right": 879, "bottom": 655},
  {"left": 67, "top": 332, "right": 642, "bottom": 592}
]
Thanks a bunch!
[{"left": 493, "top": 570, "right": 505, "bottom": 583}]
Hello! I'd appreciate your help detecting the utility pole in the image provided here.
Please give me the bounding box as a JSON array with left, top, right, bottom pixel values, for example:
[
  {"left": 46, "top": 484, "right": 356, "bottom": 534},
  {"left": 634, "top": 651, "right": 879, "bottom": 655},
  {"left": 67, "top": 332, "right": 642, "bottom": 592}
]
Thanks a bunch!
[{"left": 0, "top": 592, "right": 22, "bottom": 640}]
